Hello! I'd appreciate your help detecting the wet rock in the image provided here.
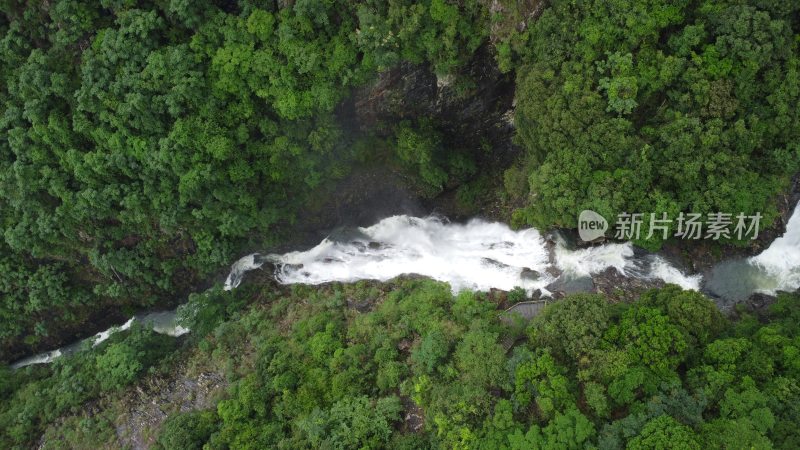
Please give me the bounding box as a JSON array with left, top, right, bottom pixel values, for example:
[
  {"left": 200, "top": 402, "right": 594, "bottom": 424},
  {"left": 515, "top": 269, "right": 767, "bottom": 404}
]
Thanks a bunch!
[
  {"left": 545, "top": 265, "right": 563, "bottom": 279},
  {"left": 546, "top": 275, "right": 595, "bottom": 299},
  {"left": 482, "top": 257, "right": 510, "bottom": 269},
  {"left": 520, "top": 267, "right": 540, "bottom": 281},
  {"left": 401, "top": 396, "right": 425, "bottom": 433},
  {"left": 591, "top": 267, "right": 665, "bottom": 302},
  {"left": 744, "top": 292, "right": 778, "bottom": 316},
  {"left": 488, "top": 241, "right": 514, "bottom": 250}
]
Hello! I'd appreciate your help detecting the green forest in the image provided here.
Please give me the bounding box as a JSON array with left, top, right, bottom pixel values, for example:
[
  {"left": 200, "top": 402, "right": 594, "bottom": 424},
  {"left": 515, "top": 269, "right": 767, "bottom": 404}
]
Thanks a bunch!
[
  {"left": 1, "top": 0, "right": 800, "bottom": 448},
  {"left": 3, "top": 280, "right": 800, "bottom": 449}
]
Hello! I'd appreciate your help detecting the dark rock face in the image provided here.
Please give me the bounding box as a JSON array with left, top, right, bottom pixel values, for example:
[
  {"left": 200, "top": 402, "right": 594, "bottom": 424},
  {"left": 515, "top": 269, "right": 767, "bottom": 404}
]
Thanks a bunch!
[
  {"left": 113, "top": 367, "right": 227, "bottom": 450},
  {"left": 286, "top": 45, "right": 519, "bottom": 250},
  {"left": 401, "top": 395, "right": 425, "bottom": 433},
  {"left": 745, "top": 292, "right": 778, "bottom": 315},
  {"left": 591, "top": 267, "right": 665, "bottom": 302},
  {"left": 351, "top": 44, "right": 517, "bottom": 161},
  {"left": 482, "top": 257, "right": 511, "bottom": 269},
  {"left": 546, "top": 275, "right": 595, "bottom": 299},
  {"left": 520, "top": 267, "right": 540, "bottom": 281}
]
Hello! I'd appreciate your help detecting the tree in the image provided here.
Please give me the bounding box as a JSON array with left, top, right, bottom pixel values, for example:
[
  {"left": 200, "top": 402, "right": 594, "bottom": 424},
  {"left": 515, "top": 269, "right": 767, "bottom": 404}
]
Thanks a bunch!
[
  {"left": 511, "top": 0, "right": 799, "bottom": 242},
  {"left": 605, "top": 306, "right": 687, "bottom": 375},
  {"left": 529, "top": 293, "right": 611, "bottom": 362},
  {"left": 627, "top": 415, "right": 701, "bottom": 450},
  {"left": 509, "top": 407, "right": 596, "bottom": 450},
  {"left": 512, "top": 349, "right": 574, "bottom": 419},
  {"left": 455, "top": 325, "right": 506, "bottom": 390},
  {"left": 412, "top": 327, "right": 452, "bottom": 375},
  {"left": 154, "top": 410, "right": 219, "bottom": 450},
  {"left": 297, "top": 395, "right": 402, "bottom": 449}
]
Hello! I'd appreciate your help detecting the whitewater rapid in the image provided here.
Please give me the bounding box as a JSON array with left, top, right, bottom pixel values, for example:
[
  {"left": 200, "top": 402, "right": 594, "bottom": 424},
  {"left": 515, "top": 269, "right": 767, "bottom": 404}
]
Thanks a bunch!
[
  {"left": 705, "top": 201, "right": 800, "bottom": 303},
  {"left": 750, "top": 203, "right": 800, "bottom": 293},
  {"left": 14, "top": 203, "right": 799, "bottom": 369},
  {"left": 224, "top": 215, "right": 702, "bottom": 294},
  {"left": 227, "top": 203, "right": 800, "bottom": 297}
]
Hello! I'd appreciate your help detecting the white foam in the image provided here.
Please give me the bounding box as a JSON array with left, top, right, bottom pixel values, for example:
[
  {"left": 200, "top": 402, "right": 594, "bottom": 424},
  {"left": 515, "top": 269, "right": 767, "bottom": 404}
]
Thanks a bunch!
[
  {"left": 553, "top": 240, "right": 635, "bottom": 277},
  {"left": 270, "top": 216, "right": 553, "bottom": 293},
  {"left": 750, "top": 201, "right": 800, "bottom": 294},
  {"left": 139, "top": 311, "right": 191, "bottom": 337},
  {"left": 10, "top": 349, "right": 62, "bottom": 369},
  {"left": 92, "top": 317, "right": 134, "bottom": 347},
  {"left": 647, "top": 256, "right": 702, "bottom": 291},
  {"left": 224, "top": 253, "right": 264, "bottom": 290},
  {"left": 222, "top": 216, "right": 703, "bottom": 294}
]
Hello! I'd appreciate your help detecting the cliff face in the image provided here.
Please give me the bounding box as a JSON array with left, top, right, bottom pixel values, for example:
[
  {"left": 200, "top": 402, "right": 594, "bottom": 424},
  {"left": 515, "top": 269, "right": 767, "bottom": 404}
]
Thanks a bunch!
[
  {"left": 294, "top": 44, "right": 520, "bottom": 239},
  {"left": 351, "top": 43, "right": 518, "bottom": 167}
]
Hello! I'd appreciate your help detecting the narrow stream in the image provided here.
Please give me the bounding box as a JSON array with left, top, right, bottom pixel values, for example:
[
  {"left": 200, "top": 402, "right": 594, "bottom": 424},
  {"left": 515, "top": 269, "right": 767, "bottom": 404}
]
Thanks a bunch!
[{"left": 10, "top": 311, "right": 188, "bottom": 369}]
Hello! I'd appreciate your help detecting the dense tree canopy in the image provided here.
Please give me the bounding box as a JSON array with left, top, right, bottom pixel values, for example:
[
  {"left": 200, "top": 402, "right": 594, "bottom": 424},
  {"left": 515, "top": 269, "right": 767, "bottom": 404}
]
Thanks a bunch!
[
  {"left": 0, "top": 0, "right": 489, "bottom": 356},
  {"left": 507, "top": 0, "right": 800, "bottom": 246},
  {"left": 4, "top": 280, "right": 799, "bottom": 449},
  {"left": 1, "top": 0, "right": 799, "bottom": 447}
]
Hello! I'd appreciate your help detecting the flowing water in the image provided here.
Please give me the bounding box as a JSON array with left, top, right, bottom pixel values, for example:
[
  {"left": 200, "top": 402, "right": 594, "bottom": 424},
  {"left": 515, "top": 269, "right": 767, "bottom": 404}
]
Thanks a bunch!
[
  {"left": 12, "top": 203, "right": 800, "bottom": 369},
  {"left": 705, "top": 202, "right": 800, "bottom": 305},
  {"left": 11, "top": 311, "right": 188, "bottom": 369},
  {"left": 225, "top": 216, "right": 701, "bottom": 294}
]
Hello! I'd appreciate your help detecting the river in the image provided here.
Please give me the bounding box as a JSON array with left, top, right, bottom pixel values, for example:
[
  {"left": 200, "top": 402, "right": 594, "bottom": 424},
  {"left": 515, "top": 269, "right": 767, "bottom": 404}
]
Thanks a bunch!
[{"left": 11, "top": 202, "right": 800, "bottom": 369}]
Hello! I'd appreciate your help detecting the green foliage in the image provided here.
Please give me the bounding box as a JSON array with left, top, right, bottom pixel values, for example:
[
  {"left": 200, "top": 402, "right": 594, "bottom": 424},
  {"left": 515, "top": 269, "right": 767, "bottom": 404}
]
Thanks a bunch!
[
  {"left": 2, "top": 1, "right": 800, "bottom": 448},
  {"left": 394, "top": 118, "right": 450, "bottom": 194},
  {"left": 508, "top": 407, "right": 596, "bottom": 450},
  {"left": 605, "top": 305, "right": 688, "bottom": 376},
  {"left": 153, "top": 410, "right": 219, "bottom": 450},
  {"left": 0, "top": 243, "right": 92, "bottom": 348},
  {"left": 627, "top": 415, "right": 701, "bottom": 450},
  {"left": 297, "top": 395, "right": 403, "bottom": 449},
  {"left": 454, "top": 325, "right": 506, "bottom": 390},
  {"left": 95, "top": 341, "right": 144, "bottom": 390},
  {"left": 511, "top": 0, "right": 800, "bottom": 242},
  {"left": 177, "top": 284, "right": 251, "bottom": 338},
  {"left": 529, "top": 293, "right": 611, "bottom": 362},
  {"left": 0, "top": 322, "right": 174, "bottom": 448},
  {"left": 39, "top": 413, "right": 118, "bottom": 450},
  {"left": 412, "top": 327, "right": 452, "bottom": 375},
  {"left": 356, "top": 0, "right": 488, "bottom": 75},
  {"left": 511, "top": 348, "right": 573, "bottom": 418},
  {"left": 94, "top": 324, "right": 174, "bottom": 390},
  {"left": 0, "top": 0, "right": 491, "bottom": 359},
  {"left": 5, "top": 281, "right": 800, "bottom": 449}
]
